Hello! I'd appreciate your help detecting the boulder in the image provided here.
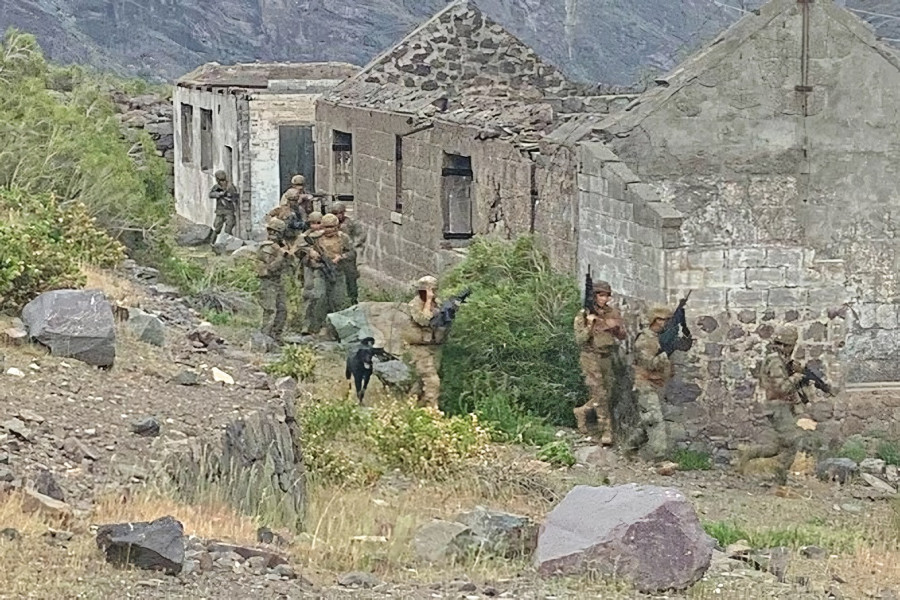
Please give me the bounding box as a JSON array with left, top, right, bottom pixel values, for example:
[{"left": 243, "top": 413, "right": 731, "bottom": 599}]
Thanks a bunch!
[
  {"left": 206, "top": 542, "right": 287, "bottom": 568},
  {"left": 338, "top": 572, "right": 381, "bottom": 588},
  {"left": 132, "top": 417, "right": 161, "bottom": 437},
  {"left": 535, "top": 484, "right": 715, "bottom": 592},
  {"left": 372, "top": 360, "right": 415, "bottom": 392},
  {"left": 22, "top": 290, "right": 116, "bottom": 367},
  {"left": 413, "top": 520, "right": 475, "bottom": 563},
  {"left": 861, "top": 473, "right": 897, "bottom": 495},
  {"left": 96, "top": 516, "right": 185, "bottom": 574},
  {"left": 212, "top": 233, "right": 244, "bottom": 256},
  {"left": 817, "top": 458, "right": 858, "bottom": 484},
  {"left": 232, "top": 244, "right": 259, "bottom": 260},
  {"left": 127, "top": 308, "right": 166, "bottom": 347},
  {"left": 454, "top": 507, "right": 538, "bottom": 558},
  {"left": 34, "top": 470, "right": 65, "bottom": 502},
  {"left": 327, "top": 302, "right": 412, "bottom": 356},
  {"left": 22, "top": 488, "right": 72, "bottom": 521}
]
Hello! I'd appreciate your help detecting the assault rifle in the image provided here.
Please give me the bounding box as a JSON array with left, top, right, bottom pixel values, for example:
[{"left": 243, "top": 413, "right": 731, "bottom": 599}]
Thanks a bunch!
[
  {"left": 346, "top": 337, "right": 397, "bottom": 403},
  {"left": 430, "top": 288, "right": 472, "bottom": 329},
  {"left": 791, "top": 361, "right": 834, "bottom": 404},
  {"left": 304, "top": 233, "right": 337, "bottom": 283},
  {"left": 583, "top": 266, "right": 595, "bottom": 315},
  {"left": 657, "top": 290, "right": 694, "bottom": 356}
]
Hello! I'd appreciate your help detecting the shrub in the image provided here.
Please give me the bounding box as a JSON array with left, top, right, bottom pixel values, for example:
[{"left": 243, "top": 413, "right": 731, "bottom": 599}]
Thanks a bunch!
[
  {"left": 264, "top": 345, "right": 318, "bottom": 382},
  {"left": 836, "top": 437, "right": 867, "bottom": 463},
  {"left": 672, "top": 448, "right": 712, "bottom": 471},
  {"left": 0, "top": 187, "right": 125, "bottom": 310},
  {"left": 440, "top": 237, "right": 588, "bottom": 431},
  {"left": 537, "top": 441, "right": 576, "bottom": 468},
  {"left": 877, "top": 441, "right": 900, "bottom": 466}
]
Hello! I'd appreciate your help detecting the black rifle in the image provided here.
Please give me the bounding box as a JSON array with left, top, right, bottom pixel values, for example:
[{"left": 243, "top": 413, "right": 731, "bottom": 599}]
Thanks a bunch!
[
  {"left": 794, "top": 363, "right": 834, "bottom": 404},
  {"left": 304, "top": 234, "right": 337, "bottom": 282},
  {"left": 429, "top": 288, "right": 472, "bottom": 329},
  {"left": 345, "top": 337, "right": 396, "bottom": 403},
  {"left": 657, "top": 290, "right": 693, "bottom": 356},
  {"left": 583, "top": 266, "right": 595, "bottom": 315}
]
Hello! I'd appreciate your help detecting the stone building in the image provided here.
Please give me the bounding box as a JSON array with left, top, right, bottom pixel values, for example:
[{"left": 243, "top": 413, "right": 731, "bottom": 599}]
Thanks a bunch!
[
  {"left": 577, "top": 0, "right": 900, "bottom": 450},
  {"left": 314, "top": 1, "right": 634, "bottom": 287},
  {"left": 174, "top": 62, "right": 357, "bottom": 238}
]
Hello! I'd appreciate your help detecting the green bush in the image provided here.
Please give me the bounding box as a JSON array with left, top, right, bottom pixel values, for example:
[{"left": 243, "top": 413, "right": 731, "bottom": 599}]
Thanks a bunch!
[
  {"left": 672, "top": 448, "right": 712, "bottom": 471},
  {"left": 440, "top": 237, "right": 588, "bottom": 432},
  {"left": 836, "top": 437, "right": 867, "bottom": 463},
  {"left": 0, "top": 187, "right": 125, "bottom": 310},
  {"left": 537, "top": 441, "right": 576, "bottom": 468},
  {"left": 877, "top": 441, "right": 900, "bottom": 466},
  {"left": 264, "top": 345, "right": 318, "bottom": 381}
]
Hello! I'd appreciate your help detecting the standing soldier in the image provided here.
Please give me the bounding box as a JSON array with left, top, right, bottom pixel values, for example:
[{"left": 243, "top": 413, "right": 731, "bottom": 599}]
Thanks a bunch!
[
  {"left": 401, "top": 276, "right": 445, "bottom": 408},
  {"left": 630, "top": 306, "right": 676, "bottom": 457},
  {"left": 282, "top": 175, "right": 315, "bottom": 217},
  {"left": 210, "top": 170, "right": 238, "bottom": 241},
  {"left": 573, "top": 280, "right": 627, "bottom": 444},
  {"left": 299, "top": 213, "right": 354, "bottom": 335},
  {"left": 256, "top": 218, "right": 290, "bottom": 342},
  {"left": 329, "top": 202, "right": 366, "bottom": 304},
  {"left": 268, "top": 188, "right": 308, "bottom": 249}
]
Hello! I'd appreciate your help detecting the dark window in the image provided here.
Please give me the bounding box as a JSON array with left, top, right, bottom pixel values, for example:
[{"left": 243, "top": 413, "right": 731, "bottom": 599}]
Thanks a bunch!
[
  {"left": 279, "top": 126, "right": 315, "bottom": 194},
  {"left": 199, "top": 108, "right": 213, "bottom": 171},
  {"left": 180, "top": 104, "right": 193, "bottom": 164},
  {"left": 395, "top": 135, "right": 403, "bottom": 212},
  {"left": 441, "top": 153, "right": 474, "bottom": 239},
  {"left": 332, "top": 130, "right": 353, "bottom": 202}
]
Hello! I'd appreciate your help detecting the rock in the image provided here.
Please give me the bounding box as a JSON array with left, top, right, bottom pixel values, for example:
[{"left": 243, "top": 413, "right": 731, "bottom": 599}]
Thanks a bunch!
[
  {"left": 34, "top": 471, "right": 65, "bottom": 502},
  {"left": 5, "top": 368, "right": 25, "bottom": 378},
  {"left": 21, "top": 290, "right": 116, "bottom": 367},
  {"left": 151, "top": 284, "right": 181, "bottom": 298},
  {"left": 232, "top": 245, "right": 259, "bottom": 260},
  {"left": 801, "top": 545, "right": 827, "bottom": 560},
  {"left": 574, "top": 446, "right": 618, "bottom": 468},
  {"left": 657, "top": 461, "right": 679, "bottom": 476},
  {"left": 0, "top": 528, "right": 20, "bottom": 541},
  {"left": 16, "top": 409, "right": 45, "bottom": 424},
  {"left": 96, "top": 516, "right": 185, "bottom": 574},
  {"left": 272, "top": 564, "right": 298, "bottom": 579},
  {"left": 840, "top": 502, "right": 864, "bottom": 514},
  {"left": 860, "top": 458, "right": 887, "bottom": 475},
  {"left": 413, "top": 520, "right": 475, "bottom": 563},
  {"left": 131, "top": 417, "right": 161, "bottom": 437},
  {"left": 817, "top": 458, "right": 859, "bottom": 484},
  {"left": 534, "top": 484, "right": 715, "bottom": 592},
  {"left": 211, "top": 367, "right": 234, "bottom": 385},
  {"left": 62, "top": 437, "right": 99, "bottom": 462},
  {"left": 116, "top": 463, "right": 149, "bottom": 481},
  {"left": 327, "top": 302, "right": 414, "bottom": 356},
  {"left": 887, "top": 465, "right": 899, "bottom": 484},
  {"left": 22, "top": 488, "right": 73, "bottom": 521},
  {"left": 212, "top": 233, "right": 244, "bottom": 255},
  {"left": 372, "top": 360, "right": 414, "bottom": 391},
  {"left": 338, "top": 572, "right": 381, "bottom": 588},
  {"left": 0, "top": 467, "right": 13, "bottom": 482},
  {"left": 207, "top": 542, "right": 288, "bottom": 568},
  {"left": 250, "top": 332, "right": 279, "bottom": 354},
  {"left": 187, "top": 326, "right": 225, "bottom": 348},
  {"left": 741, "top": 547, "right": 791, "bottom": 582},
  {"left": 861, "top": 473, "right": 897, "bottom": 494},
  {"left": 2, "top": 321, "right": 27, "bottom": 346},
  {"left": 3, "top": 418, "right": 32, "bottom": 442},
  {"left": 175, "top": 224, "right": 214, "bottom": 247},
  {"left": 796, "top": 418, "right": 817, "bottom": 431},
  {"left": 127, "top": 308, "right": 166, "bottom": 347},
  {"left": 454, "top": 507, "right": 538, "bottom": 558},
  {"left": 0, "top": 453, "right": 7, "bottom": 464},
  {"left": 170, "top": 370, "right": 201, "bottom": 386}
]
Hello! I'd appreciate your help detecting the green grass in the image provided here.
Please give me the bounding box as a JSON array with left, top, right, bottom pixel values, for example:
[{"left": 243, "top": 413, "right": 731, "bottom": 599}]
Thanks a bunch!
[
  {"left": 703, "top": 520, "right": 865, "bottom": 553},
  {"left": 877, "top": 441, "right": 900, "bottom": 466},
  {"left": 836, "top": 438, "right": 867, "bottom": 463},
  {"left": 672, "top": 448, "right": 712, "bottom": 471},
  {"left": 537, "top": 441, "right": 576, "bottom": 468}
]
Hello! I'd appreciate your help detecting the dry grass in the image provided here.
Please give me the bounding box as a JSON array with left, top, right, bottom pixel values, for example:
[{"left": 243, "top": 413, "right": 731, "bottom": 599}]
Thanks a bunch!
[{"left": 81, "top": 265, "right": 144, "bottom": 307}]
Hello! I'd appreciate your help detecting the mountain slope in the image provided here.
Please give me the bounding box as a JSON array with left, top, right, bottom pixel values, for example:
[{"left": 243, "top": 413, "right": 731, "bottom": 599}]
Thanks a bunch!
[{"left": 1, "top": 0, "right": 898, "bottom": 85}]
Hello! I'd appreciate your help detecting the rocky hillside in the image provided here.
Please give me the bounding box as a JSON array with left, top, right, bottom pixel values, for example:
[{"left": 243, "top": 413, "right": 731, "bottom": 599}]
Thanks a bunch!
[{"left": 1, "top": 1, "right": 898, "bottom": 85}]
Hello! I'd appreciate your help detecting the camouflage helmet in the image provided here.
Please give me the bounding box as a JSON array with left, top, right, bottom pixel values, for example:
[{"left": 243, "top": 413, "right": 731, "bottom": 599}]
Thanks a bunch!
[
  {"left": 329, "top": 201, "right": 347, "bottom": 214},
  {"left": 307, "top": 211, "right": 323, "bottom": 223},
  {"left": 592, "top": 280, "right": 613, "bottom": 295},
  {"left": 291, "top": 175, "right": 306, "bottom": 186},
  {"left": 266, "top": 217, "right": 287, "bottom": 233},
  {"left": 649, "top": 306, "right": 673, "bottom": 323},
  {"left": 284, "top": 188, "right": 301, "bottom": 202},
  {"left": 321, "top": 213, "right": 339, "bottom": 227},
  {"left": 774, "top": 325, "right": 798, "bottom": 346},
  {"left": 214, "top": 170, "right": 227, "bottom": 181},
  {"left": 416, "top": 276, "right": 438, "bottom": 290}
]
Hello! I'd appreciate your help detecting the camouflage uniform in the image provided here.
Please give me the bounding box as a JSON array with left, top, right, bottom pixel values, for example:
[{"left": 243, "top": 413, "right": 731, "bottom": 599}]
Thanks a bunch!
[
  {"left": 281, "top": 175, "right": 315, "bottom": 216},
  {"left": 269, "top": 188, "right": 308, "bottom": 248},
  {"left": 299, "top": 213, "right": 354, "bottom": 334},
  {"left": 210, "top": 170, "right": 238, "bottom": 237},
  {"left": 630, "top": 306, "right": 674, "bottom": 458},
  {"left": 257, "top": 218, "right": 290, "bottom": 341},
  {"left": 402, "top": 276, "right": 444, "bottom": 408},
  {"left": 573, "top": 280, "right": 626, "bottom": 444},
  {"left": 330, "top": 202, "right": 367, "bottom": 305}
]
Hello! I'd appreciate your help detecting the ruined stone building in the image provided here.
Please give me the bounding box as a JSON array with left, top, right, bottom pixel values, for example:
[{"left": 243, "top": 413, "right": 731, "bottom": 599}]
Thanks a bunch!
[
  {"left": 314, "top": 1, "right": 634, "bottom": 287},
  {"left": 174, "top": 62, "right": 356, "bottom": 238}
]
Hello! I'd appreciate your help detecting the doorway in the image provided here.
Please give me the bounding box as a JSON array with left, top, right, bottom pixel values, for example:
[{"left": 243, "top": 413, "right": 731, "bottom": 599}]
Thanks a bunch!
[{"left": 279, "top": 125, "right": 316, "bottom": 194}]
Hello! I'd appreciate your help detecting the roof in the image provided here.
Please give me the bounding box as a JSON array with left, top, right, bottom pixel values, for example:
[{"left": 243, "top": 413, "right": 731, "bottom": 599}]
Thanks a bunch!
[
  {"left": 177, "top": 62, "right": 359, "bottom": 89},
  {"left": 323, "top": 0, "right": 592, "bottom": 135}
]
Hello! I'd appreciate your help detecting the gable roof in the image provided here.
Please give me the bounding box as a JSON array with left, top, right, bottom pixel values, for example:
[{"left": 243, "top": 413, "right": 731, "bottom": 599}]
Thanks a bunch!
[
  {"left": 177, "top": 62, "right": 358, "bottom": 89},
  {"left": 593, "top": 0, "right": 900, "bottom": 140},
  {"left": 323, "top": 0, "right": 590, "bottom": 132}
]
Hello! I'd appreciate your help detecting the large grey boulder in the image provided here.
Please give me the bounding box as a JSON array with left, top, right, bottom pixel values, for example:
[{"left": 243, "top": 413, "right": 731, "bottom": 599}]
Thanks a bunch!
[
  {"left": 413, "top": 520, "right": 475, "bottom": 563},
  {"left": 455, "top": 507, "right": 538, "bottom": 558},
  {"left": 96, "top": 516, "right": 185, "bottom": 574},
  {"left": 535, "top": 484, "right": 714, "bottom": 592},
  {"left": 175, "top": 223, "right": 213, "bottom": 247},
  {"left": 212, "top": 233, "right": 244, "bottom": 256},
  {"left": 22, "top": 290, "right": 116, "bottom": 367},
  {"left": 127, "top": 308, "right": 166, "bottom": 347},
  {"left": 326, "top": 302, "right": 411, "bottom": 356}
]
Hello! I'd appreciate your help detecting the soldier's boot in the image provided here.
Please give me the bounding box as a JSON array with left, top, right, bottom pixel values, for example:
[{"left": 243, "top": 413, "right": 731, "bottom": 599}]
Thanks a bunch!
[{"left": 573, "top": 406, "right": 590, "bottom": 434}]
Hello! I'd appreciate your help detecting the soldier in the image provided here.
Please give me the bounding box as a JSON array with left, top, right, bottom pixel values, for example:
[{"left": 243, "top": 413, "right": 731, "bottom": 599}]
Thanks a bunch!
[
  {"left": 329, "top": 202, "right": 366, "bottom": 304},
  {"left": 299, "top": 213, "right": 354, "bottom": 335},
  {"left": 629, "top": 306, "right": 675, "bottom": 457},
  {"left": 210, "top": 170, "right": 238, "bottom": 240},
  {"left": 268, "top": 188, "right": 308, "bottom": 248},
  {"left": 401, "top": 276, "right": 445, "bottom": 408},
  {"left": 281, "top": 175, "right": 315, "bottom": 216},
  {"left": 256, "top": 218, "right": 290, "bottom": 342},
  {"left": 573, "top": 280, "right": 627, "bottom": 444}
]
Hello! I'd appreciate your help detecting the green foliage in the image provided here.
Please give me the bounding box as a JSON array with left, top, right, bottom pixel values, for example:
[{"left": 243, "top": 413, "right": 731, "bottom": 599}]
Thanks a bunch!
[
  {"left": 877, "top": 441, "right": 900, "bottom": 466},
  {"left": 537, "top": 441, "right": 576, "bottom": 468},
  {"left": 836, "top": 437, "right": 868, "bottom": 464},
  {"left": 264, "top": 345, "right": 318, "bottom": 382},
  {"left": 440, "top": 237, "right": 588, "bottom": 433},
  {"left": 0, "top": 29, "right": 171, "bottom": 241},
  {"left": 672, "top": 448, "right": 712, "bottom": 471},
  {"left": 703, "top": 520, "right": 864, "bottom": 553},
  {"left": 0, "top": 187, "right": 125, "bottom": 310},
  {"left": 464, "top": 377, "right": 557, "bottom": 446}
]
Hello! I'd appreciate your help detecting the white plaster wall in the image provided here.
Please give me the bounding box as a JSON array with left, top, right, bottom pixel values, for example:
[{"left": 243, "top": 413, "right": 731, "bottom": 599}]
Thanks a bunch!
[{"left": 173, "top": 87, "right": 242, "bottom": 227}]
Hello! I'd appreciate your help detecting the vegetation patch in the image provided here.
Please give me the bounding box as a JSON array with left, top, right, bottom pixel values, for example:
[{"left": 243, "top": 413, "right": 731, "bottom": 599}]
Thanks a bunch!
[
  {"left": 264, "top": 345, "right": 318, "bottom": 382},
  {"left": 672, "top": 448, "right": 712, "bottom": 471}
]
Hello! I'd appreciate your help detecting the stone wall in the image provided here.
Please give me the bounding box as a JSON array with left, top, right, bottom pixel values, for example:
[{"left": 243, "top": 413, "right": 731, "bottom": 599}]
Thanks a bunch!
[{"left": 316, "top": 101, "right": 580, "bottom": 289}]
